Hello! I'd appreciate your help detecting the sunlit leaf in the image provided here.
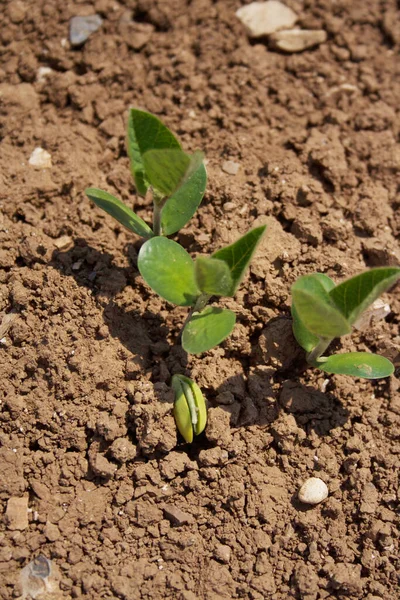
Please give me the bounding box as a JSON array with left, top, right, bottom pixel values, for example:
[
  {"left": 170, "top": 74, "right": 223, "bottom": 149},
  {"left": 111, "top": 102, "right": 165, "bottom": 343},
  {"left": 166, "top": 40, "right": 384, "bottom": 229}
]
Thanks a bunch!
[
  {"left": 329, "top": 267, "right": 400, "bottom": 325},
  {"left": 317, "top": 352, "right": 394, "bottom": 379},
  {"left": 172, "top": 374, "right": 207, "bottom": 443},
  {"left": 85, "top": 187, "right": 153, "bottom": 238},
  {"left": 194, "top": 257, "right": 233, "bottom": 296},
  {"left": 161, "top": 156, "right": 206, "bottom": 235},
  {"left": 212, "top": 226, "right": 267, "bottom": 295},
  {"left": 292, "top": 275, "right": 351, "bottom": 338},
  {"left": 138, "top": 237, "right": 199, "bottom": 306},
  {"left": 142, "top": 149, "right": 190, "bottom": 197},
  {"left": 127, "top": 108, "right": 181, "bottom": 196},
  {"left": 182, "top": 306, "right": 236, "bottom": 354},
  {"left": 291, "top": 273, "right": 336, "bottom": 351}
]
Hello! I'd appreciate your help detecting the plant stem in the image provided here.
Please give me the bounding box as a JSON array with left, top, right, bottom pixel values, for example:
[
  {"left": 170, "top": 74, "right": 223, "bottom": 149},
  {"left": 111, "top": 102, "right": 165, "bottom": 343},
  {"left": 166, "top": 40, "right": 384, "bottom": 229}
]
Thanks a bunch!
[
  {"left": 152, "top": 189, "right": 166, "bottom": 236},
  {"left": 307, "top": 337, "right": 332, "bottom": 366},
  {"left": 178, "top": 293, "right": 211, "bottom": 342}
]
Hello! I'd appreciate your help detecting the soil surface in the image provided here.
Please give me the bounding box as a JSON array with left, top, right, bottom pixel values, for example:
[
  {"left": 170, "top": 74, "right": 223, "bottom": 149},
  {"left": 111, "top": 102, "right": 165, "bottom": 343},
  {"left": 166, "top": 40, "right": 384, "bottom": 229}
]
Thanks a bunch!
[{"left": 1, "top": 0, "right": 400, "bottom": 599}]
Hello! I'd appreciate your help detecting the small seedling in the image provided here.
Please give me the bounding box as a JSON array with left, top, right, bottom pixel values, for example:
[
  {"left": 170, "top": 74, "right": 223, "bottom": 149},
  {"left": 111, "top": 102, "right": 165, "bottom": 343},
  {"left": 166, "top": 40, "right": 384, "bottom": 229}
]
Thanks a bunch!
[
  {"left": 85, "top": 109, "right": 266, "bottom": 442},
  {"left": 138, "top": 225, "right": 266, "bottom": 354},
  {"left": 172, "top": 374, "right": 207, "bottom": 443},
  {"left": 85, "top": 108, "right": 207, "bottom": 238},
  {"left": 291, "top": 267, "right": 400, "bottom": 378}
]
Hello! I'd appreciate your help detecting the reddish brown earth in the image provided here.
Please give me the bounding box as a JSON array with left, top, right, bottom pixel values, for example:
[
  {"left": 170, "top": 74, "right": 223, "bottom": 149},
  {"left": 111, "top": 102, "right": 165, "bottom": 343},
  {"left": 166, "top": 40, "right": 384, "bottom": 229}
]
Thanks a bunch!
[{"left": 1, "top": 0, "right": 400, "bottom": 598}]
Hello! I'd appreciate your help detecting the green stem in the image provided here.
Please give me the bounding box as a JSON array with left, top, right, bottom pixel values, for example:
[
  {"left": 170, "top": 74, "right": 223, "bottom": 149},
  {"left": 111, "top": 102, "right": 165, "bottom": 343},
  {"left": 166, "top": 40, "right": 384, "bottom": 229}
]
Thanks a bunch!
[
  {"left": 152, "top": 189, "right": 166, "bottom": 236},
  {"left": 307, "top": 337, "right": 332, "bottom": 366},
  {"left": 181, "top": 380, "right": 198, "bottom": 426},
  {"left": 178, "top": 293, "right": 211, "bottom": 343}
]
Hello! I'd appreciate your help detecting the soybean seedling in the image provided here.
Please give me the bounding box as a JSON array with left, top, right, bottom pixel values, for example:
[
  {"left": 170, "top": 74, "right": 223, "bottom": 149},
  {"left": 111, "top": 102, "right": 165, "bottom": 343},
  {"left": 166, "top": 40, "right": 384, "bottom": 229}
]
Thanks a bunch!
[
  {"left": 291, "top": 267, "right": 400, "bottom": 378},
  {"left": 138, "top": 225, "right": 266, "bottom": 354},
  {"left": 85, "top": 108, "right": 207, "bottom": 238}
]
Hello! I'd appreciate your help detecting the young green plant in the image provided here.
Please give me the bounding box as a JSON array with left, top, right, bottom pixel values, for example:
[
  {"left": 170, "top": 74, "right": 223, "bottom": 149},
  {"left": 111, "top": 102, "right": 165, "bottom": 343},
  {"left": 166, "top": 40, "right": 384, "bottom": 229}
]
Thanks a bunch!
[
  {"left": 85, "top": 108, "right": 207, "bottom": 238},
  {"left": 138, "top": 225, "right": 266, "bottom": 354},
  {"left": 291, "top": 267, "right": 400, "bottom": 378}
]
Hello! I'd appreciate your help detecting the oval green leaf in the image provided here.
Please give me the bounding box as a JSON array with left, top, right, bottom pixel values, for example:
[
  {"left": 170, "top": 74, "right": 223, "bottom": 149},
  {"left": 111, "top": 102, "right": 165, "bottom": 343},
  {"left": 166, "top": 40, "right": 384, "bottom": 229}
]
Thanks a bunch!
[
  {"left": 138, "top": 237, "right": 200, "bottom": 306},
  {"left": 127, "top": 109, "right": 181, "bottom": 196},
  {"left": 212, "top": 225, "right": 267, "bottom": 295},
  {"left": 85, "top": 187, "right": 153, "bottom": 238},
  {"left": 329, "top": 267, "right": 400, "bottom": 325},
  {"left": 317, "top": 352, "right": 394, "bottom": 379},
  {"left": 291, "top": 273, "right": 337, "bottom": 351},
  {"left": 292, "top": 275, "right": 351, "bottom": 339},
  {"left": 161, "top": 159, "right": 207, "bottom": 235},
  {"left": 194, "top": 257, "right": 233, "bottom": 297},
  {"left": 182, "top": 306, "right": 236, "bottom": 354}
]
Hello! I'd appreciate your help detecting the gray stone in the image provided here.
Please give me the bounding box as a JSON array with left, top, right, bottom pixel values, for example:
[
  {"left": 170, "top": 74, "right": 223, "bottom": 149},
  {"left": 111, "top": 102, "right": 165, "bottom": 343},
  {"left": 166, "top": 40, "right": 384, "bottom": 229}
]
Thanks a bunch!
[
  {"left": 236, "top": 1, "right": 297, "bottom": 38},
  {"left": 69, "top": 15, "right": 103, "bottom": 47}
]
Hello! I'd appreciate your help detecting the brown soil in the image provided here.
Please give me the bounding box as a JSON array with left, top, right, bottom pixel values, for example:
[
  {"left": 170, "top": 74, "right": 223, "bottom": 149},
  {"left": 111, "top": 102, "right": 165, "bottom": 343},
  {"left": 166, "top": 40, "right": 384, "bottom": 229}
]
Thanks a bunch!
[{"left": 1, "top": 0, "right": 400, "bottom": 598}]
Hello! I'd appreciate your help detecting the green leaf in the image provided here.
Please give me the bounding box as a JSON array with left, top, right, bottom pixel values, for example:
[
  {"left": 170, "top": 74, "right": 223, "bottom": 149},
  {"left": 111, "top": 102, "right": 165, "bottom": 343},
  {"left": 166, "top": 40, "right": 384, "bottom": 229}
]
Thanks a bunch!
[
  {"left": 161, "top": 158, "right": 207, "bottom": 235},
  {"left": 292, "top": 275, "right": 351, "bottom": 338},
  {"left": 317, "top": 352, "right": 394, "bottom": 379},
  {"left": 138, "top": 237, "right": 200, "bottom": 306},
  {"left": 85, "top": 187, "right": 153, "bottom": 238},
  {"left": 182, "top": 306, "right": 236, "bottom": 354},
  {"left": 212, "top": 226, "right": 267, "bottom": 295},
  {"left": 172, "top": 374, "right": 207, "bottom": 443},
  {"left": 291, "top": 273, "right": 336, "bottom": 351},
  {"left": 194, "top": 257, "right": 233, "bottom": 296},
  {"left": 329, "top": 267, "right": 400, "bottom": 325},
  {"left": 127, "top": 109, "right": 181, "bottom": 196},
  {"left": 142, "top": 149, "right": 191, "bottom": 197}
]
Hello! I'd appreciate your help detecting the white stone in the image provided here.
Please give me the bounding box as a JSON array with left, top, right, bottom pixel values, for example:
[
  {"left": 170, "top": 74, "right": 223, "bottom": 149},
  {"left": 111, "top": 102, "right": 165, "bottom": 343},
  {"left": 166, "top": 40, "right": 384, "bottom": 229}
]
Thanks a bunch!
[
  {"left": 222, "top": 160, "right": 240, "bottom": 175},
  {"left": 270, "top": 29, "right": 327, "bottom": 52},
  {"left": 28, "top": 147, "right": 52, "bottom": 169},
  {"left": 37, "top": 66, "right": 53, "bottom": 83},
  {"left": 236, "top": 1, "right": 297, "bottom": 38},
  {"left": 298, "top": 477, "right": 328, "bottom": 505},
  {"left": 353, "top": 299, "right": 391, "bottom": 331}
]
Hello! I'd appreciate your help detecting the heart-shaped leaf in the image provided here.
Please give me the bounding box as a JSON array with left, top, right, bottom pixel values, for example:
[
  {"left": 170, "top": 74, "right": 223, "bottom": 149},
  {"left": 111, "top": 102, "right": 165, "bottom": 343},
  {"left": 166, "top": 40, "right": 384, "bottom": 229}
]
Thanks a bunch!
[
  {"left": 182, "top": 306, "right": 236, "bottom": 354},
  {"left": 291, "top": 273, "right": 336, "bottom": 351},
  {"left": 194, "top": 257, "right": 233, "bottom": 296},
  {"left": 127, "top": 109, "right": 181, "bottom": 196},
  {"left": 85, "top": 187, "right": 153, "bottom": 238},
  {"left": 138, "top": 237, "right": 200, "bottom": 306},
  {"left": 212, "top": 225, "right": 267, "bottom": 295},
  {"left": 329, "top": 267, "right": 400, "bottom": 325},
  {"left": 317, "top": 352, "right": 394, "bottom": 379},
  {"left": 292, "top": 275, "right": 351, "bottom": 339},
  {"left": 161, "top": 157, "right": 207, "bottom": 235}
]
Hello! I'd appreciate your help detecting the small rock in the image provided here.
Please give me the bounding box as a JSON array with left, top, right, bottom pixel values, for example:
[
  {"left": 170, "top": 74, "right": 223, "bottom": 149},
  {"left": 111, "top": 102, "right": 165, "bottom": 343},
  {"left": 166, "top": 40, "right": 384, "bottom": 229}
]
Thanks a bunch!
[
  {"left": 90, "top": 454, "right": 117, "bottom": 479},
  {"left": 5, "top": 496, "right": 29, "bottom": 530},
  {"left": 215, "top": 391, "right": 235, "bottom": 405},
  {"left": 109, "top": 438, "right": 137, "bottom": 463},
  {"left": 269, "top": 29, "right": 327, "bottom": 52},
  {"left": 163, "top": 504, "right": 194, "bottom": 526},
  {"left": 19, "top": 555, "right": 59, "bottom": 599},
  {"left": 37, "top": 66, "right": 53, "bottom": 83},
  {"left": 353, "top": 299, "right": 390, "bottom": 331},
  {"left": 28, "top": 147, "right": 52, "bottom": 169},
  {"left": 44, "top": 521, "right": 60, "bottom": 542},
  {"left": 298, "top": 478, "right": 328, "bottom": 505},
  {"left": 222, "top": 160, "right": 240, "bottom": 175},
  {"left": 214, "top": 544, "right": 231, "bottom": 563},
  {"left": 69, "top": 15, "right": 103, "bottom": 47},
  {"left": 236, "top": 1, "right": 297, "bottom": 38},
  {"left": 53, "top": 235, "right": 73, "bottom": 250}
]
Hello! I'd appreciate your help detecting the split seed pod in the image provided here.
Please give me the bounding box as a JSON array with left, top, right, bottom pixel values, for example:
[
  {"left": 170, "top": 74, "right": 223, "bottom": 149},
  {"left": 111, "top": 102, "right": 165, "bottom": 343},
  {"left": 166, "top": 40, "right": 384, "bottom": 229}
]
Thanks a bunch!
[{"left": 172, "top": 374, "right": 207, "bottom": 443}]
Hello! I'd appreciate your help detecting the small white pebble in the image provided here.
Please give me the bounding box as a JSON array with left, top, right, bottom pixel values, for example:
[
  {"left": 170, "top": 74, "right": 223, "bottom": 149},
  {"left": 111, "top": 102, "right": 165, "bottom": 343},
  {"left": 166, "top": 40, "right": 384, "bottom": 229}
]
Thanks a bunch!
[
  {"left": 29, "top": 147, "right": 52, "bottom": 169},
  {"left": 222, "top": 160, "right": 240, "bottom": 176},
  {"left": 298, "top": 477, "right": 328, "bottom": 505}
]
